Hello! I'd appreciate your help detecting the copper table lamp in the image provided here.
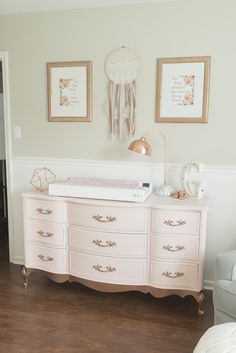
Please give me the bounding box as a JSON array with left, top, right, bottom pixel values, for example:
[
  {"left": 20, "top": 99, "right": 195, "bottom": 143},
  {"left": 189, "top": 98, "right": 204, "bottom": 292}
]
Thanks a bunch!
[{"left": 128, "top": 132, "right": 174, "bottom": 197}]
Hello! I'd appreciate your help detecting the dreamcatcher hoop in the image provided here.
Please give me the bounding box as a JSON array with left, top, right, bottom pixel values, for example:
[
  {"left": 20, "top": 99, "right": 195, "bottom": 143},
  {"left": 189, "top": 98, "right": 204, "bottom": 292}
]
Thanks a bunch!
[{"left": 105, "top": 46, "right": 142, "bottom": 141}]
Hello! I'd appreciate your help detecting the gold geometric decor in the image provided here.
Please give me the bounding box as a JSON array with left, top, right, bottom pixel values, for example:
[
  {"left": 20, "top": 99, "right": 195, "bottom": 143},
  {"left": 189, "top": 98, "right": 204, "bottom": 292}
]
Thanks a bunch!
[{"left": 30, "top": 167, "right": 56, "bottom": 192}]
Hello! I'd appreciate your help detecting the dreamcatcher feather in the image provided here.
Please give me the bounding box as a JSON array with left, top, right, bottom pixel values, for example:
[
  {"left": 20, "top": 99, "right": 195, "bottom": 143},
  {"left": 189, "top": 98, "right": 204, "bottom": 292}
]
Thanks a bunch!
[{"left": 105, "top": 47, "right": 142, "bottom": 141}]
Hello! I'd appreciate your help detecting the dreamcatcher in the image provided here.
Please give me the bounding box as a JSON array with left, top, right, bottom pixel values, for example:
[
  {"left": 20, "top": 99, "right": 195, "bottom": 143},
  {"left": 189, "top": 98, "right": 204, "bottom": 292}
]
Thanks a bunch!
[{"left": 105, "top": 46, "right": 142, "bottom": 141}]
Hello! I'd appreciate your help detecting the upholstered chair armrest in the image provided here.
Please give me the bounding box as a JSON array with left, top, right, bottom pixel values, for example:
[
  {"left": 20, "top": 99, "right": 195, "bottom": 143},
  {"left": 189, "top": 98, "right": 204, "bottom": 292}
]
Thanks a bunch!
[{"left": 215, "top": 250, "right": 236, "bottom": 281}]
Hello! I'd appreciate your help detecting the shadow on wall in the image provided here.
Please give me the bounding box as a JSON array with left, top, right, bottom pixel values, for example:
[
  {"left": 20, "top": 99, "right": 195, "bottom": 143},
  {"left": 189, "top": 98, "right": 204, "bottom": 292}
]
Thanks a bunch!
[
  {"left": 100, "top": 140, "right": 151, "bottom": 162},
  {"left": 100, "top": 141, "right": 131, "bottom": 160}
]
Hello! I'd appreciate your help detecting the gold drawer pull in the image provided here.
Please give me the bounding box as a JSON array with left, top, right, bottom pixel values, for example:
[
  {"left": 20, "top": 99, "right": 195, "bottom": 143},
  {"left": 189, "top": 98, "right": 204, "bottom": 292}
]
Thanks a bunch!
[
  {"left": 163, "top": 245, "right": 185, "bottom": 252},
  {"left": 38, "top": 254, "right": 54, "bottom": 262},
  {"left": 92, "top": 239, "right": 116, "bottom": 248},
  {"left": 164, "top": 219, "right": 186, "bottom": 227},
  {"left": 92, "top": 265, "right": 116, "bottom": 273},
  {"left": 37, "top": 230, "right": 54, "bottom": 238},
  {"left": 36, "top": 208, "right": 53, "bottom": 215},
  {"left": 92, "top": 215, "right": 116, "bottom": 223},
  {"left": 162, "top": 271, "right": 184, "bottom": 279}
]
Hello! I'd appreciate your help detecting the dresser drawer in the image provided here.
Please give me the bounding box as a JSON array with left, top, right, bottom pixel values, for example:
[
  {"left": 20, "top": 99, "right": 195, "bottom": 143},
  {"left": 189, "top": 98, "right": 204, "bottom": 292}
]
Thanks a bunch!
[
  {"left": 150, "top": 234, "right": 199, "bottom": 261},
  {"left": 69, "top": 204, "right": 147, "bottom": 232},
  {"left": 25, "top": 244, "right": 67, "bottom": 274},
  {"left": 69, "top": 252, "right": 147, "bottom": 285},
  {"left": 150, "top": 260, "right": 197, "bottom": 290},
  {"left": 151, "top": 210, "right": 200, "bottom": 235},
  {"left": 24, "top": 220, "right": 67, "bottom": 246},
  {"left": 69, "top": 227, "right": 147, "bottom": 258},
  {"left": 24, "top": 198, "right": 66, "bottom": 223}
]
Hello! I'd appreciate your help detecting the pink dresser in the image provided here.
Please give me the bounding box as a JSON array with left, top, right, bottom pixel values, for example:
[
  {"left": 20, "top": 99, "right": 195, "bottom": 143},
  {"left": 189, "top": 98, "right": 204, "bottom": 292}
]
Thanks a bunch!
[{"left": 22, "top": 191, "right": 208, "bottom": 315}]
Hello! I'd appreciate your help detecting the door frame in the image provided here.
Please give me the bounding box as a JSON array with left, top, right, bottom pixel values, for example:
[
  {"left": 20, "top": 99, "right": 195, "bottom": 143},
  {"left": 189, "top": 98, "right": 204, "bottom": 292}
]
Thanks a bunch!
[{"left": 0, "top": 51, "right": 14, "bottom": 262}]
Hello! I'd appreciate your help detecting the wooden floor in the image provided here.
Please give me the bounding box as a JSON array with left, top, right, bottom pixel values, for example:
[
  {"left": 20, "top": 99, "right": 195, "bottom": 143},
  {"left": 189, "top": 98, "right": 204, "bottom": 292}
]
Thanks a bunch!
[{"left": 0, "top": 240, "right": 214, "bottom": 353}]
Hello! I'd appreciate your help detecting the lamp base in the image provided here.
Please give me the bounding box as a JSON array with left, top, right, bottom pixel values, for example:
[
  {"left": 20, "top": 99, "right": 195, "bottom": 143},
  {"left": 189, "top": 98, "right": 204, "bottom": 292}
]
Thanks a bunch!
[{"left": 156, "top": 183, "right": 174, "bottom": 197}]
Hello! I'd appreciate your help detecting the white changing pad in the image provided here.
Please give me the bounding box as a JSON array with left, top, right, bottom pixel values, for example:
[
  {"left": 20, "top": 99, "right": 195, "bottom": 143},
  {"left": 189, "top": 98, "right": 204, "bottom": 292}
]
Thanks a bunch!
[{"left": 48, "top": 177, "right": 153, "bottom": 202}]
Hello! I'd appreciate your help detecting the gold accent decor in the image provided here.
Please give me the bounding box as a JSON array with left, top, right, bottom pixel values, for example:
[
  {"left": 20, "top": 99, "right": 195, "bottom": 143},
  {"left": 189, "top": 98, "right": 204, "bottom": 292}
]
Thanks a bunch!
[
  {"left": 38, "top": 254, "right": 54, "bottom": 262},
  {"left": 162, "top": 271, "right": 184, "bottom": 279},
  {"left": 36, "top": 208, "right": 53, "bottom": 215},
  {"left": 196, "top": 291, "right": 205, "bottom": 317},
  {"left": 92, "top": 265, "right": 116, "bottom": 273},
  {"left": 92, "top": 215, "right": 117, "bottom": 223},
  {"left": 163, "top": 245, "right": 185, "bottom": 252},
  {"left": 37, "top": 231, "right": 54, "bottom": 238},
  {"left": 30, "top": 167, "right": 56, "bottom": 192},
  {"left": 171, "top": 190, "right": 188, "bottom": 199},
  {"left": 22, "top": 265, "right": 29, "bottom": 292},
  {"left": 164, "top": 219, "right": 186, "bottom": 227},
  {"left": 23, "top": 268, "right": 205, "bottom": 316},
  {"left": 92, "top": 239, "right": 116, "bottom": 248}
]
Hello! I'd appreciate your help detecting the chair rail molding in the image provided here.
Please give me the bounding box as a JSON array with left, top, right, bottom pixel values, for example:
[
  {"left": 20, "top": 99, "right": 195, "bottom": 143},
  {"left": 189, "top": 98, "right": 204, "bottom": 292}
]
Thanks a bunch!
[{"left": 11, "top": 155, "right": 236, "bottom": 174}]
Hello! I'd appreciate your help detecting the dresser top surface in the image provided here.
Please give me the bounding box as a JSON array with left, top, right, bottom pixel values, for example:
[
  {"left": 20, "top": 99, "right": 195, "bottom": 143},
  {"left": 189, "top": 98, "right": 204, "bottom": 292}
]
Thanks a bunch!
[{"left": 22, "top": 190, "right": 209, "bottom": 211}]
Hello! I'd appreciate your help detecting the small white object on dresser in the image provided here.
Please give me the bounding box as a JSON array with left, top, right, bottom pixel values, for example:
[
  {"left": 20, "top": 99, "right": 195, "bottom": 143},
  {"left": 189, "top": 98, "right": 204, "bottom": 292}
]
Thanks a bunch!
[{"left": 22, "top": 191, "right": 208, "bottom": 316}]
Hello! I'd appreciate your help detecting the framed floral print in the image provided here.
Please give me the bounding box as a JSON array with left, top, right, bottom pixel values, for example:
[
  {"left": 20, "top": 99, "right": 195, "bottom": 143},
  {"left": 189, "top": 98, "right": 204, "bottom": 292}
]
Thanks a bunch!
[
  {"left": 47, "top": 61, "right": 92, "bottom": 122},
  {"left": 156, "top": 56, "right": 211, "bottom": 123}
]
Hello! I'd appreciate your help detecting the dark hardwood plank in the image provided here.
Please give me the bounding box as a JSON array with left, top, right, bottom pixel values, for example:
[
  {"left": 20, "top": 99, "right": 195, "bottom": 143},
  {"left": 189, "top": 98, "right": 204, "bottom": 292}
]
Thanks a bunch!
[
  {"left": 0, "top": 252, "right": 213, "bottom": 353},
  {"left": 0, "top": 239, "right": 9, "bottom": 261}
]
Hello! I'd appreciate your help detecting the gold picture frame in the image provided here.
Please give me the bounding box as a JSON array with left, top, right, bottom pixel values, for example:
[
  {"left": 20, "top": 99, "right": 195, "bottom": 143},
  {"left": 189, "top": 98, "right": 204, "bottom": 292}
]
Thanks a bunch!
[
  {"left": 47, "top": 61, "right": 92, "bottom": 122},
  {"left": 156, "top": 56, "right": 211, "bottom": 123}
]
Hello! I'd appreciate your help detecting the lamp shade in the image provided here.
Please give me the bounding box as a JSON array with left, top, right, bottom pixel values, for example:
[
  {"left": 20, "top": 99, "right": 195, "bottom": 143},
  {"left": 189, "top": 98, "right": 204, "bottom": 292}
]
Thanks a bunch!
[{"left": 128, "top": 137, "right": 152, "bottom": 156}]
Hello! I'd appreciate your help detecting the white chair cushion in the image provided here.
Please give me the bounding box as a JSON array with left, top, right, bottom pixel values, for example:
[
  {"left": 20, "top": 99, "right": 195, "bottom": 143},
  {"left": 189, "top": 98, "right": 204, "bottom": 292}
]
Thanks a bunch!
[{"left": 193, "top": 323, "right": 236, "bottom": 353}]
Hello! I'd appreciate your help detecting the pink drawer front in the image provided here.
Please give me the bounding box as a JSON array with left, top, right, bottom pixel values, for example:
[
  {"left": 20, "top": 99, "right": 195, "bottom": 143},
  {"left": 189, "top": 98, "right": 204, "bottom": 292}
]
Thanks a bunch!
[
  {"left": 151, "top": 210, "right": 200, "bottom": 235},
  {"left": 150, "top": 234, "right": 199, "bottom": 261},
  {"left": 24, "top": 220, "right": 67, "bottom": 246},
  {"left": 25, "top": 244, "right": 67, "bottom": 274},
  {"left": 150, "top": 260, "right": 198, "bottom": 291},
  {"left": 69, "top": 203, "right": 147, "bottom": 233},
  {"left": 69, "top": 252, "right": 147, "bottom": 285},
  {"left": 24, "top": 198, "right": 66, "bottom": 223},
  {"left": 69, "top": 227, "right": 147, "bottom": 258}
]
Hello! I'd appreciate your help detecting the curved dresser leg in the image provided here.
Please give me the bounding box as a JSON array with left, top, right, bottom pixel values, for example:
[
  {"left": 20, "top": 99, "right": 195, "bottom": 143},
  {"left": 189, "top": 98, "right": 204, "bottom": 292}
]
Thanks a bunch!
[
  {"left": 22, "top": 265, "right": 29, "bottom": 293},
  {"left": 196, "top": 291, "right": 205, "bottom": 317}
]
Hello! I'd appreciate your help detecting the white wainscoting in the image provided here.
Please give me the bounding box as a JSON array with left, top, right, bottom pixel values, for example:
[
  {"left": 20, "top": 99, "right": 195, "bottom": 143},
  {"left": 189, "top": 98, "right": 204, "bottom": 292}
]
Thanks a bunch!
[{"left": 10, "top": 156, "right": 236, "bottom": 289}]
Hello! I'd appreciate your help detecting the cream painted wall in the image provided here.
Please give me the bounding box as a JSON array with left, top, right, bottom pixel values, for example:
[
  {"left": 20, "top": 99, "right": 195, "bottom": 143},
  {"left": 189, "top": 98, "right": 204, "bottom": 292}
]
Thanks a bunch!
[{"left": 0, "top": 0, "right": 235, "bottom": 164}]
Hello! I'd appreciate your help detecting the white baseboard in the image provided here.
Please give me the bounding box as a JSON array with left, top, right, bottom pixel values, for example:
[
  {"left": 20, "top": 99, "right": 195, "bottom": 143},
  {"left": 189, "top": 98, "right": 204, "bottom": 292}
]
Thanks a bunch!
[
  {"left": 204, "top": 280, "right": 214, "bottom": 291},
  {"left": 13, "top": 256, "right": 24, "bottom": 265}
]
